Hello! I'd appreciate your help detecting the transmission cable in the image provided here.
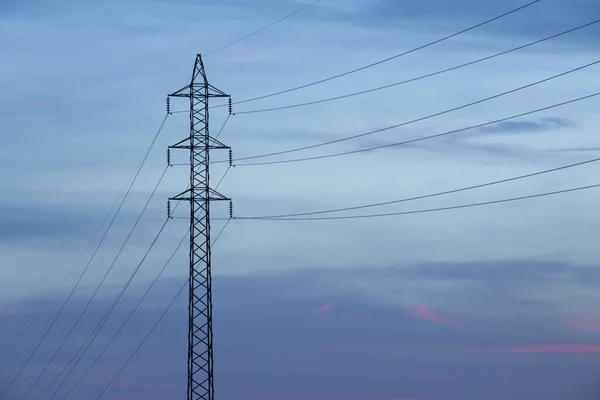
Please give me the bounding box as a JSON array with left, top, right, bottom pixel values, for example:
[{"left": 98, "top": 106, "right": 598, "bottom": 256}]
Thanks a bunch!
[
  {"left": 204, "top": 0, "right": 322, "bottom": 57},
  {"left": 46, "top": 173, "right": 230, "bottom": 400},
  {"left": 43, "top": 211, "right": 182, "bottom": 400},
  {"left": 220, "top": 60, "right": 598, "bottom": 165},
  {"left": 92, "top": 219, "right": 232, "bottom": 400},
  {"left": 210, "top": 0, "right": 540, "bottom": 109},
  {"left": 234, "top": 91, "right": 600, "bottom": 166},
  {"left": 0, "top": 167, "right": 133, "bottom": 362},
  {"left": 233, "top": 19, "right": 600, "bottom": 115},
  {"left": 169, "top": 0, "right": 321, "bottom": 112},
  {"left": 53, "top": 230, "right": 188, "bottom": 400},
  {"left": 215, "top": 114, "right": 231, "bottom": 140},
  {"left": 39, "top": 205, "right": 182, "bottom": 400},
  {"left": 235, "top": 156, "right": 600, "bottom": 219},
  {"left": 16, "top": 166, "right": 170, "bottom": 400},
  {"left": 0, "top": 114, "right": 170, "bottom": 400},
  {"left": 235, "top": 183, "right": 600, "bottom": 221}
]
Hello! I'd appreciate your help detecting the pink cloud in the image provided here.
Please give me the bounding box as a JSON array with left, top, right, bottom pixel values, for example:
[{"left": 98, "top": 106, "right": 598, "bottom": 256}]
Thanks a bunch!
[
  {"left": 0, "top": 304, "right": 20, "bottom": 317},
  {"left": 406, "top": 305, "right": 462, "bottom": 327},
  {"left": 465, "top": 344, "right": 600, "bottom": 354},
  {"left": 314, "top": 303, "right": 333, "bottom": 316},
  {"left": 0, "top": 380, "right": 29, "bottom": 387},
  {"left": 112, "top": 381, "right": 178, "bottom": 391},
  {"left": 562, "top": 316, "right": 600, "bottom": 333},
  {"left": 286, "top": 395, "right": 437, "bottom": 400}
]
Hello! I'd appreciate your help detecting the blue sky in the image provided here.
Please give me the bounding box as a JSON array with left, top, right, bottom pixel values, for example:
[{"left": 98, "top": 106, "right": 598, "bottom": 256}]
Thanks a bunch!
[{"left": 1, "top": 0, "right": 600, "bottom": 399}]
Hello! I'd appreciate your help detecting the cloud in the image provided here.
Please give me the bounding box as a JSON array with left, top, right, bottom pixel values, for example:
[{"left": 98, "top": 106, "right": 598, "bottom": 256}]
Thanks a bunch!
[
  {"left": 314, "top": 303, "right": 333, "bottom": 316},
  {"left": 406, "top": 306, "right": 462, "bottom": 327},
  {"left": 286, "top": 395, "right": 437, "bottom": 400},
  {"left": 477, "top": 117, "right": 576, "bottom": 135},
  {"left": 3, "top": 0, "right": 600, "bottom": 294},
  {"left": 465, "top": 344, "right": 600, "bottom": 354},
  {"left": 563, "top": 317, "right": 600, "bottom": 333},
  {"left": 2, "top": 5, "right": 600, "bottom": 400},
  {"left": 0, "top": 304, "right": 20, "bottom": 316},
  {"left": 315, "top": 0, "right": 599, "bottom": 48},
  {"left": 558, "top": 145, "right": 600, "bottom": 153},
  {"left": 4, "top": 265, "right": 600, "bottom": 400}
]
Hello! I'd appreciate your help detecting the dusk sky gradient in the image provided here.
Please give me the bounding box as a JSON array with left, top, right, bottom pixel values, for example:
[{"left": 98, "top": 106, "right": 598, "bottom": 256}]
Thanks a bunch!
[{"left": 2, "top": 0, "right": 600, "bottom": 399}]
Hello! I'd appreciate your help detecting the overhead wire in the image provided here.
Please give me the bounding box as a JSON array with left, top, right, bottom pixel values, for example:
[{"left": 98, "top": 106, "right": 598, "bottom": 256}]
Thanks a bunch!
[
  {"left": 0, "top": 114, "right": 170, "bottom": 400},
  {"left": 92, "top": 218, "right": 233, "bottom": 400},
  {"left": 229, "top": 66, "right": 600, "bottom": 166},
  {"left": 170, "top": 0, "right": 322, "bottom": 112},
  {"left": 44, "top": 202, "right": 186, "bottom": 400},
  {"left": 235, "top": 156, "right": 600, "bottom": 219},
  {"left": 203, "top": 0, "right": 323, "bottom": 57},
  {"left": 215, "top": 114, "right": 231, "bottom": 140},
  {"left": 235, "top": 183, "right": 600, "bottom": 221},
  {"left": 233, "top": 92, "right": 599, "bottom": 166},
  {"left": 0, "top": 167, "right": 133, "bottom": 362},
  {"left": 46, "top": 118, "right": 235, "bottom": 400},
  {"left": 233, "top": 19, "right": 600, "bottom": 115},
  {"left": 209, "top": 0, "right": 541, "bottom": 109},
  {"left": 235, "top": 92, "right": 599, "bottom": 166},
  {"left": 18, "top": 166, "right": 170, "bottom": 400},
  {"left": 8, "top": 1, "right": 585, "bottom": 395},
  {"left": 57, "top": 230, "right": 189, "bottom": 400}
]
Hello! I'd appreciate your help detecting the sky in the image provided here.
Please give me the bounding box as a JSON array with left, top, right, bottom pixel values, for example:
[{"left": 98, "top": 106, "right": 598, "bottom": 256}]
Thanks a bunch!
[{"left": 1, "top": 0, "right": 600, "bottom": 398}]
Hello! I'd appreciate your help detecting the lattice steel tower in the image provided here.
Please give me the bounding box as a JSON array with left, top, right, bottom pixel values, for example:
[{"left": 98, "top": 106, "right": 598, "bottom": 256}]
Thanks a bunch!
[{"left": 167, "top": 54, "right": 230, "bottom": 400}]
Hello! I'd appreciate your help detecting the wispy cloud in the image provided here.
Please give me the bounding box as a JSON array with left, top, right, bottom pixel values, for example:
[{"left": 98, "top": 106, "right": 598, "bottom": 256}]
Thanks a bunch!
[
  {"left": 465, "top": 344, "right": 600, "bottom": 354},
  {"left": 558, "top": 145, "right": 600, "bottom": 153},
  {"left": 112, "top": 380, "right": 179, "bottom": 392},
  {"left": 0, "top": 303, "right": 20, "bottom": 316},
  {"left": 0, "top": 380, "right": 29, "bottom": 387},
  {"left": 406, "top": 305, "right": 462, "bottom": 327},
  {"left": 477, "top": 117, "right": 576, "bottom": 135},
  {"left": 563, "top": 316, "right": 600, "bottom": 333},
  {"left": 286, "top": 394, "right": 438, "bottom": 400},
  {"left": 314, "top": 303, "right": 333, "bottom": 316}
]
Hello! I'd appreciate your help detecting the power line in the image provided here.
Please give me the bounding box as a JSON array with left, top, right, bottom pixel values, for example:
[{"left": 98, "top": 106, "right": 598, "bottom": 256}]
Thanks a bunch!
[
  {"left": 39, "top": 200, "right": 183, "bottom": 400},
  {"left": 235, "top": 183, "right": 600, "bottom": 221},
  {"left": 92, "top": 219, "right": 232, "bottom": 400},
  {"left": 210, "top": 0, "right": 540, "bottom": 109},
  {"left": 204, "top": 0, "right": 322, "bottom": 57},
  {"left": 232, "top": 92, "right": 600, "bottom": 167},
  {"left": 220, "top": 60, "right": 599, "bottom": 165},
  {"left": 215, "top": 113, "right": 232, "bottom": 140},
  {"left": 233, "top": 19, "right": 600, "bottom": 115},
  {"left": 57, "top": 229, "right": 189, "bottom": 400},
  {"left": 53, "top": 220, "right": 187, "bottom": 399},
  {"left": 235, "top": 91, "right": 600, "bottom": 166},
  {"left": 47, "top": 114, "right": 235, "bottom": 399},
  {"left": 169, "top": 0, "right": 322, "bottom": 112},
  {"left": 215, "top": 166, "right": 232, "bottom": 190},
  {"left": 0, "top": 168, "right": 132, "bottom": 362},
  {"left": 236, "top": 156, "right": 600, "bottom": 219},
  {"left": 47, "top": 162, "right": 232, "bottom": 400},
  {"left": 16, "top": 167, "right": 170, "bottom": 400},
  {"left": 44, "top": 217, "right": 181, "bottom": 400},
  {"left": 0, "top": 114, "right": 170, "bottom": 400}
]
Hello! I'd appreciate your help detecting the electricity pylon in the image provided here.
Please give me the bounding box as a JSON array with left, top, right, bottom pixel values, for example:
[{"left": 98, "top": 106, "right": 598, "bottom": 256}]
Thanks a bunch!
[{"left": 167, "top": 54, "right": 230, "bottom": 400}]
